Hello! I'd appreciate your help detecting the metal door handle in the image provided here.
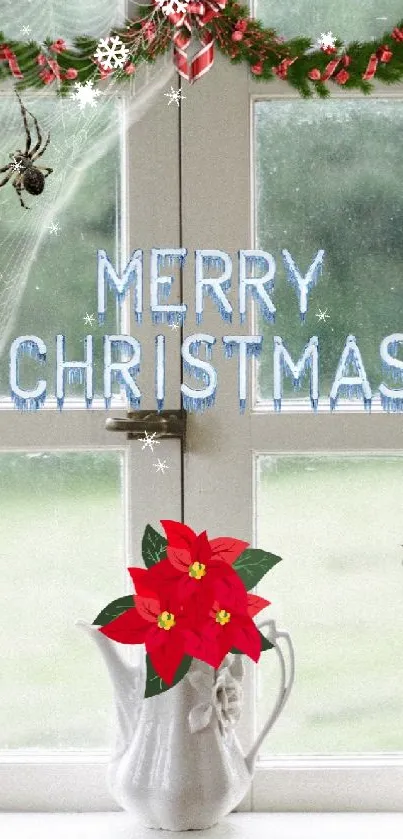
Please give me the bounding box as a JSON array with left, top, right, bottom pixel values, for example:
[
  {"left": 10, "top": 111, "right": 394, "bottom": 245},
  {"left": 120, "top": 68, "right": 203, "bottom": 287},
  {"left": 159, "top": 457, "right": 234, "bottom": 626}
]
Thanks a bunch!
[{"left": 105, "top": 410, "right": 186, "bottom": 446}]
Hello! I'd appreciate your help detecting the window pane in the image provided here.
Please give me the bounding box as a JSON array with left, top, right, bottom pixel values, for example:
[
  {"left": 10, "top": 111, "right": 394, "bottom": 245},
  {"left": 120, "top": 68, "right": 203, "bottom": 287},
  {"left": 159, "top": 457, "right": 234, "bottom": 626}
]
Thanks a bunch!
[
  {"left": 255, "top": 1, "right": 401, "bottom": 41},
  {"left": 0, "top": 452, "right": 125, "bottom": 748},
  {"left": 0, "top": 94, "right": 121, "bottom": 402},
  {"left": 256, "top": 454, "right": 403, "bottom": 755},
  {"left": 254, "top": 100, "right": 403, "bottom": 408}
]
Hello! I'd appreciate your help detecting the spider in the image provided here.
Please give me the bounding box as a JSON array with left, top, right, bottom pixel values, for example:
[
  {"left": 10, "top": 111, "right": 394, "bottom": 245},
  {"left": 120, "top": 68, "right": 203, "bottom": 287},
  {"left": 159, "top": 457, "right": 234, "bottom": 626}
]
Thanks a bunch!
[{"left": 0, "top": 91, "right": 53, "bottom": 210}]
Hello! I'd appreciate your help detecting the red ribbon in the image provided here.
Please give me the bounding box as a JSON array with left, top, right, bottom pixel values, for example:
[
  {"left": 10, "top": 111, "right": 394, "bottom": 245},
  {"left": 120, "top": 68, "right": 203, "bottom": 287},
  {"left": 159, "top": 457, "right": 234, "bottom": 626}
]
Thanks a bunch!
[
  {"left": 174, "top": 28, "right": 215, "bottom": 82},
  {"left": 391, "top": 27, "right": 403, "bottom": 42},
  {"left": 362, "top": 45, "right": 393, "bottom": 81},
  {"left": 273, "top": 58, "right": 296, "bottom": 79},
  {"left": 308, "top": 54, "right": 351, "bottom": 84},
  {"left": 0, "top": 45, "right": 23, "bottom": 78},
  {"left": 155, "top": 0, "right": 226, "bottom": 82}
]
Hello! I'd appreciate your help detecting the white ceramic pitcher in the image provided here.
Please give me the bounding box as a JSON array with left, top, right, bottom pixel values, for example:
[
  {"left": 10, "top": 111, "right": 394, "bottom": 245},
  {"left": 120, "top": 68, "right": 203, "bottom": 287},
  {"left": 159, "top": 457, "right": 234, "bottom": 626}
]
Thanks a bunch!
[{"left": 78, "top": 618, "right": 294, "bottom": 831}]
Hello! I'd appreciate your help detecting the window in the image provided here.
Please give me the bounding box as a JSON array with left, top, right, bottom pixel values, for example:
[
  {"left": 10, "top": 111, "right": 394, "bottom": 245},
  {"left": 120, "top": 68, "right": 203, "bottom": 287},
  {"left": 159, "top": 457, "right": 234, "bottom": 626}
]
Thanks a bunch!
[{"left": 2, "top": 0, "right": 403, "bottom": 814}]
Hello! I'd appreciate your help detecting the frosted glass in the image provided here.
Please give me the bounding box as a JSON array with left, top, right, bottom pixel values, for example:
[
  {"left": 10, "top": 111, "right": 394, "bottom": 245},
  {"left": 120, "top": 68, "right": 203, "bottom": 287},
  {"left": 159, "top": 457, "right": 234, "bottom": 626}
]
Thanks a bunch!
[
  {"left": 1, "top": 0, "right": 124, "bottom": 41},
  {"left": 254, "top": 99, "right": 403, "bottom": 405},
  {"left": 0, "top": 452, "right": 125, "bottom": 749},
  {"left": 254, "top": 0, "right": 402, "bottom": 42},
  {"left": 256, "top": 455, "right": 403, "bottom": 754}
]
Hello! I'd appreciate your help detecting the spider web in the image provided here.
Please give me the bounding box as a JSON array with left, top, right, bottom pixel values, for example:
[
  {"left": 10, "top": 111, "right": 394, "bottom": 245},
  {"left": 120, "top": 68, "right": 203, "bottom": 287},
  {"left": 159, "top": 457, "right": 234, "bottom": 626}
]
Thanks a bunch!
[{"left": 0, "top": 0, "right": 175, "bottom": 362}]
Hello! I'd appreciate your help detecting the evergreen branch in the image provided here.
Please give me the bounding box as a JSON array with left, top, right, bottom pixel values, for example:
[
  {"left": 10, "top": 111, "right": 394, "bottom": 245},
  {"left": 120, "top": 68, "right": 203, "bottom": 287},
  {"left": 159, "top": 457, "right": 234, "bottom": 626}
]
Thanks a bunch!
[{"left": 0, "top": 8, "right": 402, "bottom": 96}]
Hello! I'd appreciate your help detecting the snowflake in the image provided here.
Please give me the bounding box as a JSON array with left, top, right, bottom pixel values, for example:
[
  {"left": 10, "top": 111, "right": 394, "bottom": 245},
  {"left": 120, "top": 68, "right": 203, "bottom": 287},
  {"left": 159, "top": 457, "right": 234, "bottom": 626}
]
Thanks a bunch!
[
  {"left": 317, "top": 31, "right": 336, "bottom": 51},
  {"left": 94, "top": 36, "right": 130, "bottom": 71},
  {"left": 83, "top": 313, "right": 95, "bottom": 326},
  {"left": 139, "top": 431, "right": 161, "bottom": 452},
  {"left": 170, "top": 322, "right": 180, "bottom": 331},
  {"left": 315, "top": 307, "right": 330, "bottom": 322},
  {"left": 155, "top": 0, "right": 189, "bottom": 16},
  {"left": 21, "top": 25, "right": 31, "bottom": 37},
  {"left": 154, "top": 458, "right": 169, "bottom": 474},
  {"left": 164, "top": 86, "right": 186, "bottom": 107},
  {"left": 11, "top": 156, "right": 23, "bottom": 173},
  {"left": 48, "top": 221, "right": 60, "bottom": 235},
  {"left": 70, "top": 80, "right": 101, "bottom": 110}
]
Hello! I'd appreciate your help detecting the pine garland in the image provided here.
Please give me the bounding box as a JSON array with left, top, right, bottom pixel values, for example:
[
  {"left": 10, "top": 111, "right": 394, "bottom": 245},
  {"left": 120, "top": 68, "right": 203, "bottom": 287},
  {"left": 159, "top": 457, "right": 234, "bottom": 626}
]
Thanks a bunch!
[{"left": 0, "top": 2, "right": 402, "bottom": 97}]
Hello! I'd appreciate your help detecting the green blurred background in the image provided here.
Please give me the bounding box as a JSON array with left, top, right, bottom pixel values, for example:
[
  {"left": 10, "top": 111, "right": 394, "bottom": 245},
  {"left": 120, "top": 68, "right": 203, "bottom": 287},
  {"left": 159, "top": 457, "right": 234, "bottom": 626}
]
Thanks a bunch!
[
  {"left": 0, "top": 452, "right": 125, "bottom": 749},
  {"left": 256, "top": 455, "right": 403, "bottom": 755}
]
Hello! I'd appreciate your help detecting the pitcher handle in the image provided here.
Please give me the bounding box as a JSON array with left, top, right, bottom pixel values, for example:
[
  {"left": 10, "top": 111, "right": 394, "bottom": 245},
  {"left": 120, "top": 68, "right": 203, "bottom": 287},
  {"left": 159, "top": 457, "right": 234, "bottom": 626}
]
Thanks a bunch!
[{"left": 244, "top": 619, "right": 295, "bottom": 773}]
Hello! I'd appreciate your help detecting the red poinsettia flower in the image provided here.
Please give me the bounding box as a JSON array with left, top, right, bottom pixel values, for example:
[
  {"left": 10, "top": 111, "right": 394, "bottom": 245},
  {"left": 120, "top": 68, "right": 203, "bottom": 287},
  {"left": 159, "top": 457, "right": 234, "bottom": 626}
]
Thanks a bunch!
[
  {"left": 99, "top": 567, "right": 189, "bottom": 685},
  {"left": 145, "top": 520, "right": 249, "bottom": 606},
  {"left": 183, "top": 574, "right": 271, "bottom": 669},
  {"left": 162, "top": 520, "right": 249, "bottom": 564}
]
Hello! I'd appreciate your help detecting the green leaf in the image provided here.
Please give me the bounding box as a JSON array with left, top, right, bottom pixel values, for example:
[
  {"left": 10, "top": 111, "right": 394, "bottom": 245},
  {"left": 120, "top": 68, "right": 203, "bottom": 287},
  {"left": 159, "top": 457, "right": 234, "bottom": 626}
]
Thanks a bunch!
[
  {"left": 231, "top": 630, "right": 274, "bottom": 655},
  {"left": 144, "top": 653, "right": 193, "bottom": 698},
  {"left": 232, "top": 548, "right": 282, "bottom": 590},
  {"left": 142, "top": 524, "right": 167, "bottom": 568},
  {"left": 259, "top": 631, "right": 274, "bottom": 651},
  {"left": 92, "top": 595, "right": 134, "bottom": 626}
]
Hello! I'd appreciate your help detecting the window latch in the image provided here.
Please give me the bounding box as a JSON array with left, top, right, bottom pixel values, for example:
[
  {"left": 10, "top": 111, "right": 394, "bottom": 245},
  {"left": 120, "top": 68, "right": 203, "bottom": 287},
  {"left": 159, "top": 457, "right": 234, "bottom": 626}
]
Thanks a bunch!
[{"left": 105, "top": 410, "right": 187, "bottom": 447}]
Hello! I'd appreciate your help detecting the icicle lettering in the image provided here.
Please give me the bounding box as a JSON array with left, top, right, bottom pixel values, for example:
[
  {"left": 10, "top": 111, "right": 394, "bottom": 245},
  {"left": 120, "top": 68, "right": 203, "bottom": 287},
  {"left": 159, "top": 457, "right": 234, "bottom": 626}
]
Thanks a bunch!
[
  {"left": 281, "top": 249, "right": 325, "bottom": 321},
  {"left": 239, "top": 251, "right": 276, "bottom": 325},
  {"left": 329, "top": 335, "right": 372, "bottom": 411},
  {"left": 56, "top": 334, "right": 93, "bottom": 410},
  {"left": 9, "top": 243, "right": 403, "bottom": 414},
  {"left": 195, "top": 250, "right": 233, "bottom": 325},
  {"left": 181, "top": 333, "right": 217, "bottom": 412},
  {"left": 97, "top": 248, "right": 143, "bottom": 325},
  {"left": 150, "top": 248, "right": 187, "bottom": 326},
  {"left": 223, "top": 336, "right": 263, "bottom": 413},
  {"left": 10, "top": 335, "right": 47, "bottom": 412},
  {"left": 273, "top": 336, "right": 319, "bottom": 411},
  {"left": 379, "top": 333, "right": 403, "bottom": 412},
  {"left": 155, "top": 334, "right": 165, "bottom": 412},
  {"left": 96, "top": 247, "right": 325, "bottom": 326},
  {"left": 103, "top": 335, "right": 141, "bottom": 410}
]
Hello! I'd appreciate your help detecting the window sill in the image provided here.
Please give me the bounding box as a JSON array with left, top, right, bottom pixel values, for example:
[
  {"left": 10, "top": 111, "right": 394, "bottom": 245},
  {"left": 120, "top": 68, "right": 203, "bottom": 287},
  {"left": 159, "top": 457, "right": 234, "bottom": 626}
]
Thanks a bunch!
[{"left": 0, "top": 812, "right": 402, "bottom": 839}]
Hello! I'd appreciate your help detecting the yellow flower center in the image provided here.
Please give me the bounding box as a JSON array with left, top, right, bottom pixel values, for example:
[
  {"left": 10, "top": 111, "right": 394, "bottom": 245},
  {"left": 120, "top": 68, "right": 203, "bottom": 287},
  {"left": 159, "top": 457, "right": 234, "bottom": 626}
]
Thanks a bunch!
[
  {"left": 157, "top": 611, "right": 176, "bottom": 630},
  {"left": 188, "top": 561, "right": 207, "bottom": 580},
  {"left": 215, "top": 609, "right": 231, "bottom": 625}
]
